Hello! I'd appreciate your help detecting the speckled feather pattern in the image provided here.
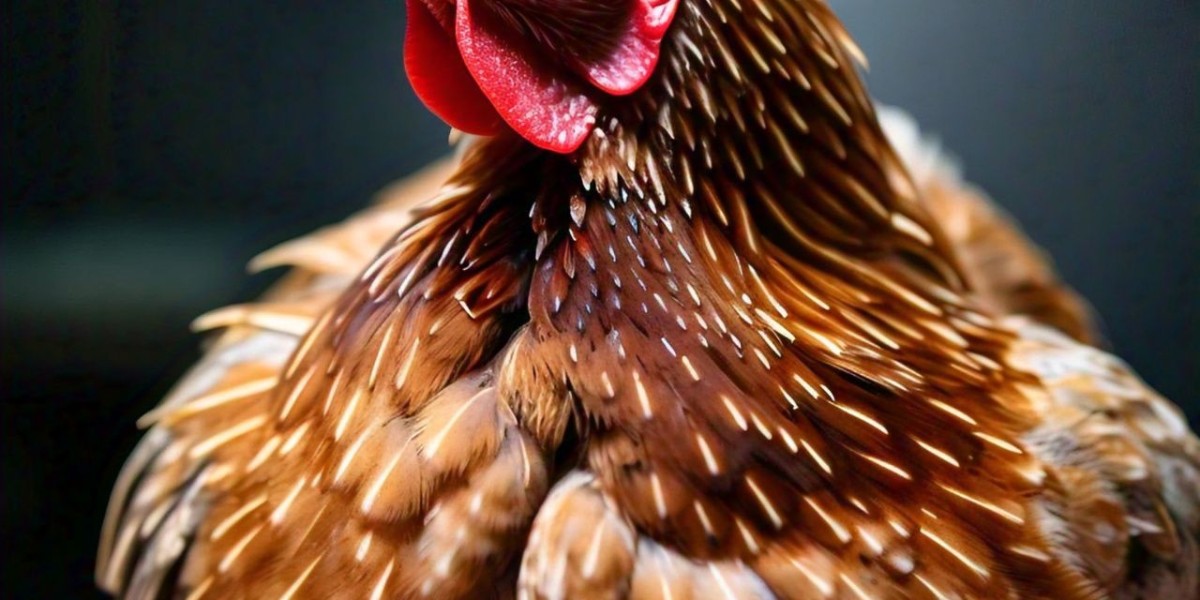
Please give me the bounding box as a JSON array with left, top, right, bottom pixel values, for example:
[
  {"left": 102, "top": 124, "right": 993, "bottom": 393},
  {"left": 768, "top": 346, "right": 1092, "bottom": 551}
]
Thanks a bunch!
[{"left": 98, "top": 1, "right": 1198, "bottom": 598}]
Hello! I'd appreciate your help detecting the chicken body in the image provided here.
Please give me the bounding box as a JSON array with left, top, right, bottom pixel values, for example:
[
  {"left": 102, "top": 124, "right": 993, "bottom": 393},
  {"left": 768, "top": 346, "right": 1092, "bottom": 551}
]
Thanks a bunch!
[{"left": 98, "top": 1, "right": 1198, "bottom": 598}]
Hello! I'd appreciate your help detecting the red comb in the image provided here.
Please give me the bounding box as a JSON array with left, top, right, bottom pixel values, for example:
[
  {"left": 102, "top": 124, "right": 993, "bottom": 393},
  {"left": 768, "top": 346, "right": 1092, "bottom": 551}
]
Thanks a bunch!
[
  {"left": 404, "top": 0, "right": 503, "bottom": 136},
  {"left": 579, "top": 0, "right": 681, "bottom": 95},
  {"left": 405, "top": 0, "right": 680, "bottom": 153},
  {"left": 456, "top": 0, "right": 597, "bottom": 153}
]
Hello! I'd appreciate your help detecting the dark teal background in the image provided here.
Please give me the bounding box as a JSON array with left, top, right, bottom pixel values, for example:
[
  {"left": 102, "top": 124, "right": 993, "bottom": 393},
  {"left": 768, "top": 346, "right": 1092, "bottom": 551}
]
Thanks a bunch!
[{"left": 3, "top": 2, "right": 1196, "bottom": 597}]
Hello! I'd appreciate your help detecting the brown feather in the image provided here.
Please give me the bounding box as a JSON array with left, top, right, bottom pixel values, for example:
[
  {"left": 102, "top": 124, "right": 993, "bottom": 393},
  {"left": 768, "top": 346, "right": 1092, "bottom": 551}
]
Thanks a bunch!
[
  {"left": 99, "top": 1, "right": 1198, "bottom": 598},
  {"left": 877, "top": 108, "right": 1101, "bottom": 346}
]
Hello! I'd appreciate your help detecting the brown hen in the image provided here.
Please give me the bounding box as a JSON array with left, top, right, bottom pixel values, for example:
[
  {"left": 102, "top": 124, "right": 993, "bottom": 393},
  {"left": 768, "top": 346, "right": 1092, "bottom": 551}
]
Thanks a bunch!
[{"left": 98, "top": 1, "right": 1198, "bottom": 598}]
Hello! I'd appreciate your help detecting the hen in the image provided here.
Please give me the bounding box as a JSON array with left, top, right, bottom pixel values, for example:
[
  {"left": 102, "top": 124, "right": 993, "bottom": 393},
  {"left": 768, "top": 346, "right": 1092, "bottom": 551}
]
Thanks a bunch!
[{"left": 98, "top": 1, "right": 1198, "bottom": 598}]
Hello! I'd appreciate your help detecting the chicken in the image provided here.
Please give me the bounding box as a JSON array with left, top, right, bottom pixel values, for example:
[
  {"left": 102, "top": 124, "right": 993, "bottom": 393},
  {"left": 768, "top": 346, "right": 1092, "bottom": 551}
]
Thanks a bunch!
[{"left": 97, "top": 1, "right": 1198, "bottom": 598}]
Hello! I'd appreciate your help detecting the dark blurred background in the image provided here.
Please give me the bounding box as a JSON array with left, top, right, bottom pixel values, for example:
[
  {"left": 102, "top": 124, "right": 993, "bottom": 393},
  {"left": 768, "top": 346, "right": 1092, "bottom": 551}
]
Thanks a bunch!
[{"left": 3, "top": 1, "right": 1196, "bottom": 597}]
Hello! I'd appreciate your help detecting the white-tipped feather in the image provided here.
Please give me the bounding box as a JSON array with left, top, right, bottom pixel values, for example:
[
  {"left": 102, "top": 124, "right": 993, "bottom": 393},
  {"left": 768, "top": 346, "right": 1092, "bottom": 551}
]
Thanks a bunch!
[{"left": 876, "top": 104, "right": 963, "bottom": 188}]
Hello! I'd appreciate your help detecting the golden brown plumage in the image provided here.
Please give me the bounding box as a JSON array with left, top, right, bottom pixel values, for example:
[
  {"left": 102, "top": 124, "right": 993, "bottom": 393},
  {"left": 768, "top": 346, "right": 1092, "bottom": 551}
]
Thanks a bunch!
[
  {"left": 99, "top": 1, "right": 1198, "bottom": 598},
  {"left": 877, "top": 107, "right": 1101, "bottom": 347}
]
